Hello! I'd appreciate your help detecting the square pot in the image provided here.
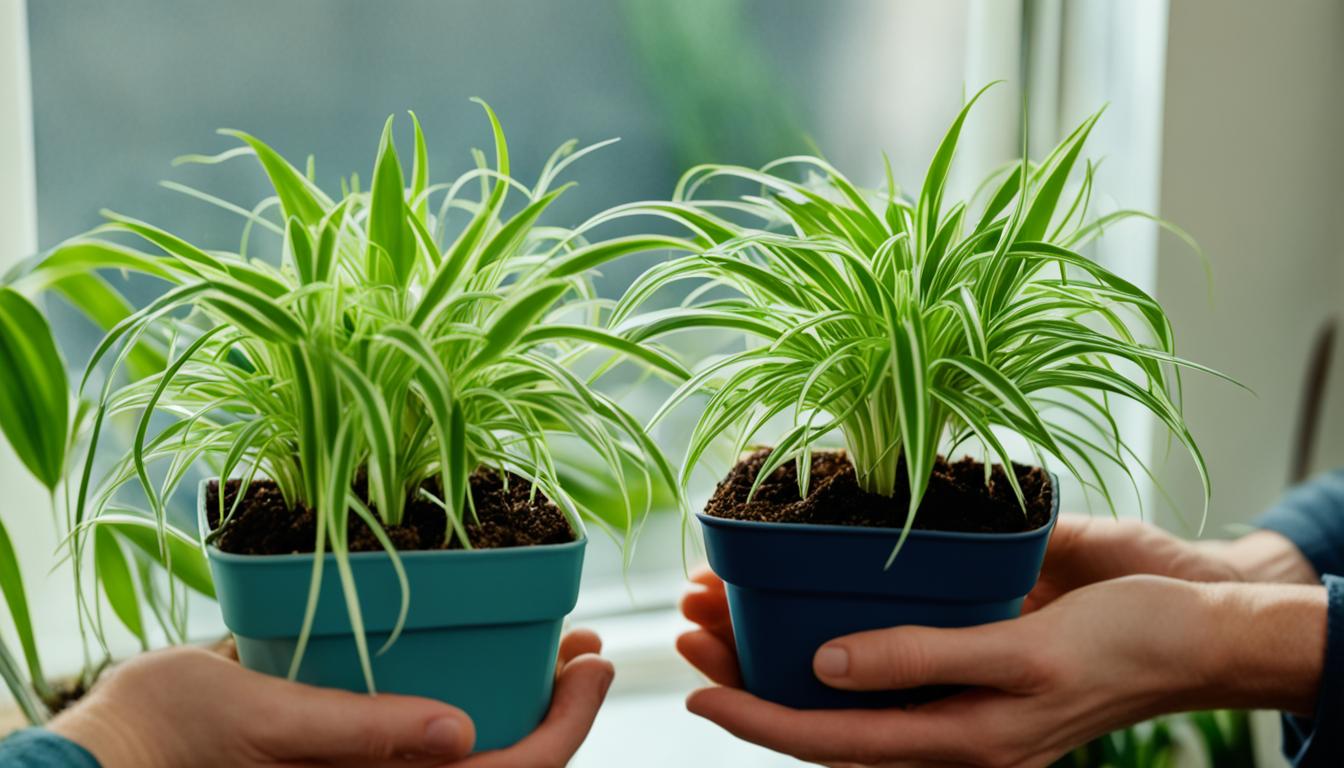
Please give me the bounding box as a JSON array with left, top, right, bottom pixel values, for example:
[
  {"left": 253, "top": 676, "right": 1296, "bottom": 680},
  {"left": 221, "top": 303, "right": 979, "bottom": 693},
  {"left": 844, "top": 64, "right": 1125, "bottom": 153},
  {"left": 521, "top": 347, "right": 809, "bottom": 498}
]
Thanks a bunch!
[
  {"left": 199, "top": 480, "right": 586, "bottom": 750},
  {"left": 698, "top": 474, "right": 1059, "bottom": 709}
]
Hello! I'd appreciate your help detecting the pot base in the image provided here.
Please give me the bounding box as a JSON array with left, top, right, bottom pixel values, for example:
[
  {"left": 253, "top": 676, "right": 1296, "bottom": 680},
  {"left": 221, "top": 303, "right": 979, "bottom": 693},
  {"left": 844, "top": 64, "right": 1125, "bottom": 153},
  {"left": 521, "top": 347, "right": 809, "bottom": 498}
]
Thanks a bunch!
[
  {"left": 726, "top": 583, "right": 1016, "bottom": 708},
  {"left": 235, "top": 621, "right": 562, "bottom": 750}
]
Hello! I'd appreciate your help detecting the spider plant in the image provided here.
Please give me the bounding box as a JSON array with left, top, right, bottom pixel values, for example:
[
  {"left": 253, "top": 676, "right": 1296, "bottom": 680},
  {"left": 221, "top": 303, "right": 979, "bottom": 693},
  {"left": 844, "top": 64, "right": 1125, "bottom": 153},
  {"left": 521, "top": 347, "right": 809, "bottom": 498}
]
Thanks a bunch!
[
  {"left": 612, "top": 83, "right": 1225, "bottom": 552},
  {"left": 43, "top": 100, "right": 682, "bottom": 691}
]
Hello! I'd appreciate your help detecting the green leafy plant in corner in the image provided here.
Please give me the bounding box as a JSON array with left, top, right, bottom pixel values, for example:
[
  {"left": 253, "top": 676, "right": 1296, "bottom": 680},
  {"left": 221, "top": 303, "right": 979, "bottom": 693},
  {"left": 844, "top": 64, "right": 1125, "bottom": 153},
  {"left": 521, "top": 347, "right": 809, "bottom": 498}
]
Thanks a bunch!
[
  {"left": 613, "top": 83, "right": 1228, "bottom": 554},
  {"left": 0, "top": 287, "right": 69, "bottom": 723},
  {"left": 39, "top": 101, "right": 684, "bottom": 692},
  {"left": 0, "top": 231, "right": 186, "bottom": 722},
  {"left": 0, "top": 218, "right": 222, "bottom": 725},
  {"left": 1050, "top": 718, "right": 1176, "bottom": 768},
  {"left": 1049, "top": 710, "right": 1255, "bottom": 768}
]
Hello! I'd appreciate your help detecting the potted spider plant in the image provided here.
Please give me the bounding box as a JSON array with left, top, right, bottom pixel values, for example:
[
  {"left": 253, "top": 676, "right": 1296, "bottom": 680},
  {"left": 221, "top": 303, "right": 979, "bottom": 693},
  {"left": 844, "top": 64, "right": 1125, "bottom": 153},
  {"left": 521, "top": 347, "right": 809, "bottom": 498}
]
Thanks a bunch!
[
  {"left": 42, "top": 101, "right": 684, "bottom": 749},
  {"left": 613, "top": 84, "right": 1224, "bottom": 709}
]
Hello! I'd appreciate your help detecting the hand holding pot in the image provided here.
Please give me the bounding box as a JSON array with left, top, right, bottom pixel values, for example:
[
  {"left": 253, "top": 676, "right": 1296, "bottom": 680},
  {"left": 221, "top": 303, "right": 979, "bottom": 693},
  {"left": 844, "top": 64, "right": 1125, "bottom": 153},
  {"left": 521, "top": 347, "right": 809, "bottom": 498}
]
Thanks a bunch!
[
  {"left": 49, "top": 630, "right": 613, "bottom": 768},
  {"left": 681, "top": 570, "right": 1327, "bottom": 767},
  {"left": 1026, "top": 514, "right": 1318, "bottom": 611}
]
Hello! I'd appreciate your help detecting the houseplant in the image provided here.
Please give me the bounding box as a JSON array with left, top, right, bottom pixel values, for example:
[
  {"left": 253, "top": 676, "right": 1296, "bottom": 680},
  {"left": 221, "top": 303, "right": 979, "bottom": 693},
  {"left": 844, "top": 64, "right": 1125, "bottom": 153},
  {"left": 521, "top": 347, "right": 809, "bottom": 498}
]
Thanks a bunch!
[
  {"left": 0, "top": 286, "right": 77, "bottom": 724},
  {"left": 0, "top": 259, "right": 208, "bottom": 724},
  {"left": 1050, "top": 710, "right": 1255, "bottom": 768},
  {"left": 613, "top": 85, "right": 1224, "bottom": 708},
  {"left": 41, "top": 102, "right": 684, "bottom": 748}
]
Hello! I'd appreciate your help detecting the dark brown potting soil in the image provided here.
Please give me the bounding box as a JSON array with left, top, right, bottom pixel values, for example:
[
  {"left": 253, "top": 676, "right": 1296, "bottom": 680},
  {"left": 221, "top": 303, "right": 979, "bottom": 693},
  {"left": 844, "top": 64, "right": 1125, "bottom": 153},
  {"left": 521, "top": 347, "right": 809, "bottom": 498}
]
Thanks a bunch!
[
  {"left": 43, "top": 677, "right": 89, "bottom": 715},
  {"left": 704, "top": 449, "right": 1052, "bottom": 534},
  {"left": 206, "top": 468, "right": 574, "bottom": 555}
]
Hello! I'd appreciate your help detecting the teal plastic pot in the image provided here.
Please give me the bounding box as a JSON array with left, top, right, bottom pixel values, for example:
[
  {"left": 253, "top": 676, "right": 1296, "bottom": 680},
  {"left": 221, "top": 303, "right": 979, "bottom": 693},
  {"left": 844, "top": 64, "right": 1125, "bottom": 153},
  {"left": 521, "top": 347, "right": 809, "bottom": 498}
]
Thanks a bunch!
[
  {"left": 698, "top": 474, "right": 1059, "bottom": 709},
  {"left": 199, "top": 480, "right": 586, "bottom": 750}
]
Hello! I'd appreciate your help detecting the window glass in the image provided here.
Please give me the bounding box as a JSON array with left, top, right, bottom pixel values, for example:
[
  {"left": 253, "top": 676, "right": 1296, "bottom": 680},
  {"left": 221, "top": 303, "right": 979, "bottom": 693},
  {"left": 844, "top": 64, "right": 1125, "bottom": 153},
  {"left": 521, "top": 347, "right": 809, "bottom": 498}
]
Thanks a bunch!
[{"left": 27, "top": 0, "right": 972, "bottom": 608}]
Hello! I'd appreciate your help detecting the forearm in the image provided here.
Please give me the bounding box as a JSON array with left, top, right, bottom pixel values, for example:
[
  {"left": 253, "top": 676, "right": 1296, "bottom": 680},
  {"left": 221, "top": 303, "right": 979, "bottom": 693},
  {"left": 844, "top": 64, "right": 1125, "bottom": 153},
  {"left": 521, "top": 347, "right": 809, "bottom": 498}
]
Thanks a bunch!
[
  {"left": 1254, "top": 468, "right": 1344, "bottom": 578},
  {"left": 1195, "top": 581, "right": 1328, "bottom": 716}
]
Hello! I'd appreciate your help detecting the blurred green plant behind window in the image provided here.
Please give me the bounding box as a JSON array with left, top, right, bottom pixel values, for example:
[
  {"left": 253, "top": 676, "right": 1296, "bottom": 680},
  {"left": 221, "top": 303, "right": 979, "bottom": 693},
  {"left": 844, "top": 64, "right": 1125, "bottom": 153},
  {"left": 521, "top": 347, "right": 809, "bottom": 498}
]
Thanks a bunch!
[
  {"left": 28, "top": 0, "right": 968, "bottom": 260},
  {"left": 619, "top": 0, "right": 808, "bottom": 168},
  {"left": 29, "top": 0, "right": 826, "bottom": 262}
]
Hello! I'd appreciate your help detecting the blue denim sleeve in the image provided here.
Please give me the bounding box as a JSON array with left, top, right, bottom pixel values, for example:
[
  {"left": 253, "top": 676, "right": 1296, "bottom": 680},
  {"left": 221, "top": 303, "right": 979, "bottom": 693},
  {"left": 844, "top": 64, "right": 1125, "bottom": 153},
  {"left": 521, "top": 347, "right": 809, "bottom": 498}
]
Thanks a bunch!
[
  {"left": 1256, "top": 468, "right": 1344, "bottom": 578},
  {"left": 0, "top": 729, "right": 99, "bottom": 768},
  {"left": 1256, "top": 470, "right": 1344, "bottom": 768},
  {"left": 1274, "top": 575, "right": 1344, "bottom": 767}
]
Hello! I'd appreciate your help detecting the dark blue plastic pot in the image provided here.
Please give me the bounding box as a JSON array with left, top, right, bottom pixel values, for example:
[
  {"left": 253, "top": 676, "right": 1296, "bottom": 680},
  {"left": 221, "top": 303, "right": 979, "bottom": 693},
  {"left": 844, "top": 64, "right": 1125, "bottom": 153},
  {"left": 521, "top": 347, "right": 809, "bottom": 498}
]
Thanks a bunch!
[
  {"left": 200, "top": 481, "right": 585, "bottom": 750},
  {"left": 698, "top": 476, "right": 1059, "bottom": 709}
]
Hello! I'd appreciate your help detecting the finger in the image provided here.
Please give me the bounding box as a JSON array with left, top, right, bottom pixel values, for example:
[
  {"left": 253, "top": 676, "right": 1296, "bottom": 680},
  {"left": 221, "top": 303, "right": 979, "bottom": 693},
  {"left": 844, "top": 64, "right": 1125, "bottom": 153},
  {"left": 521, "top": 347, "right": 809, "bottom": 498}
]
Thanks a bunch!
[
  {"left": 1022, "top": 581, "right": 1063, "bottom": 613},
  {"left": 1036, "top": 514, "right": 1079, "bottom": 558},
  {"left": 685, "top": 686, "right": 968, "bottom": 764},
  {"left": 689, "top": 566, "right": 722, "bottom": 589},
  {"left": 261, "top": 680, "right": 476, "bottom": 765},
  {"left": 676, "top": 629, "right": 742, "bottom": 687},
  {"left": 682, "top": 570, "right": 734, "bottom": 646},
  {"left": 459, "top": 653, "right": 615, "bottom": 767},
  {"left": 680, "top": 588, "right": 734, "bottom": 641},
  {"left": 559, "top": 629, "right": 602, "bottom": 664},
  {"left": 688, "top": 564, "right": 731, "bottom": 594},
  {"left": 814, "top": 621, "right": 1044, "bottom": 693}
]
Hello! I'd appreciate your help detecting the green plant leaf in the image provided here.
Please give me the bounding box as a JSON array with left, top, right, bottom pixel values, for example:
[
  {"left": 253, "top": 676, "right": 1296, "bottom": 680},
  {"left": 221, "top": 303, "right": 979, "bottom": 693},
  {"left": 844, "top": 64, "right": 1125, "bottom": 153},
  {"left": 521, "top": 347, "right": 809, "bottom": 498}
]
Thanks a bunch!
[
  {"left": 222, "top": 129, "right": 331, "bottom": 226},
  {"left": 95, "top": 526, "right": 147, "bottom": 649},
  {"left": 0, "top": 633, "right": 46, "bottom": 724},
  {"left": 916, "top": 82, "right": 998, "bottom": 253},
  {"left": 0, "top": 515, "right": 47, "bottom": 701},
  {"left": 94, "top": 516, "right": 215, "bottom": 599},
  {"left": 367, "top": 116, "right": 416, "bottom": 286},
  {"left": 520, "top": 325, "right": 691, "bottom": 380},
  {"left": 0, "top": 288, "right": 68, "bottom": 490},
  {"left": 409, "top": 111, "right": 430, "bottom": 222}
]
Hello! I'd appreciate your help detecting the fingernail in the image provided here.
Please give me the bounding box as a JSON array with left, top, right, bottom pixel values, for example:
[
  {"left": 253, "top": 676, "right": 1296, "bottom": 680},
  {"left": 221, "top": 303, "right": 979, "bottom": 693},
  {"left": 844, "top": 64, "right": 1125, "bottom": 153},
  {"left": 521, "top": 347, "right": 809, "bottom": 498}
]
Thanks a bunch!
[
  {"left": 424, "top": 716, "right": 462, "bottom": 755},
  {"left": 815, "top": 645, "right": 849, "bottom": 677}
]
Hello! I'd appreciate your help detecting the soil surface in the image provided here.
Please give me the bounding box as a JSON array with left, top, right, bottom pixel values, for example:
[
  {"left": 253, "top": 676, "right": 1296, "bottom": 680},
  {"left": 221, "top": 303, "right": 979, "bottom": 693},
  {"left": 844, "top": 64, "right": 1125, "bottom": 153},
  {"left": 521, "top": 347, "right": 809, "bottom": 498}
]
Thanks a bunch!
[
  {"left": 207, "top": 469, "right": 574, "bottom": 555},
  {"left": 705, "top": 449, "right": 1052, "bottom": 534},
  {"left": 44, "top": 677, "right": 88, "bottom": 715}
]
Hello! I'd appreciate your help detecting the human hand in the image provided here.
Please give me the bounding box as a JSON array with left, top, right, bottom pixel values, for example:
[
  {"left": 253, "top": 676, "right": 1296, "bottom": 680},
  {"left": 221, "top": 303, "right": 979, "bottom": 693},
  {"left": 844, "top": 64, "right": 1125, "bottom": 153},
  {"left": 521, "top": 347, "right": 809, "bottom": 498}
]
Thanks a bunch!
[
  {"left": 1024, "top": 514, "right": 1237, "bottom": 611},
  {"left": 1025, "top": 514, "right": 1316, "bottom": 611},
  {"left": 50, "top": 629, "right": 614, "bottom": 768},
  {"left": 680, "top": 570, "right": 1326, "bottom": 767}
]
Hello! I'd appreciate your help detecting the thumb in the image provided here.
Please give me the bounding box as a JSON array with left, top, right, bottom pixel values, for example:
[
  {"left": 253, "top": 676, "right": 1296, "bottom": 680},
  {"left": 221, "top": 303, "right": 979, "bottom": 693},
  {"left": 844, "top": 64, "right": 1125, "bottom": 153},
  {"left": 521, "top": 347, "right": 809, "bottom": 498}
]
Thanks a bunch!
[
  {"left": 259, "top": 682, "right": 476, "bottom": 765},
  {"left": 813, "top": 620, "right": 1045, "bottom": 693},
  {"left": 462, "top": 653, "right": 614, "bottom": 766}
]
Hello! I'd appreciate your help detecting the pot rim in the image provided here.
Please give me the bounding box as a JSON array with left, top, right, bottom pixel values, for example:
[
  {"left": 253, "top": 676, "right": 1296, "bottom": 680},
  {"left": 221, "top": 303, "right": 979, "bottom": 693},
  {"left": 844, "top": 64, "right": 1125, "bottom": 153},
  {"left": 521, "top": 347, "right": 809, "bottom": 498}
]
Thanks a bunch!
[
  {"left": 696, "top": 470, "right": 1060, "bottom": 543},
  {"left": 198, "top": 477, "right": 588, "bottom": 564}
]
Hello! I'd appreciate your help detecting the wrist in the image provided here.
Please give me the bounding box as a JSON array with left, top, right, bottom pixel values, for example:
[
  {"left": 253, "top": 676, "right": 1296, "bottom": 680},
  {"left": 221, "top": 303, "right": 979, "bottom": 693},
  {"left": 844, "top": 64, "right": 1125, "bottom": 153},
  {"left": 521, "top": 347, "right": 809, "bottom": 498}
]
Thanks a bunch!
[
  {"left": 1201, "top": 531, "right": 1318, "bottom": 585},
  {"left": 1194, "top": 582, "right": 1328, "bottom": 716}
]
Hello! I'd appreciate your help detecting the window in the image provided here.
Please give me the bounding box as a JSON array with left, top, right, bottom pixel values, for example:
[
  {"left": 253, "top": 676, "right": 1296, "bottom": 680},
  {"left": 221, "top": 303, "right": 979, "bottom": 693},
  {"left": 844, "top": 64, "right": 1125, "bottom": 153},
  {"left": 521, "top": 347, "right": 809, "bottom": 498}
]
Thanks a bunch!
[
  {"left": 5, "top": 1, "right": 1171, "bottom": 763},
  {"left": 20, "top": 0, "right": 980, "bottom": 622}
]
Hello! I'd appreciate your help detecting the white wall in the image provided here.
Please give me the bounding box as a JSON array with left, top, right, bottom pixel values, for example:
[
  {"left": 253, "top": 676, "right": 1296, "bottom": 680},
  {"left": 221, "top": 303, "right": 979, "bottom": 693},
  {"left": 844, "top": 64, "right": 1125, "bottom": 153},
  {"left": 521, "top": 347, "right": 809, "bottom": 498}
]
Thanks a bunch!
[
  {"left": 0, "top": 0, "right": 48, "bottom": 649},
  {"left": 0, "top": 1, "right": 34, "bottom": 248},
  {"left": 1152, "top": 0, "right": 1344, "bottom": 536}
]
